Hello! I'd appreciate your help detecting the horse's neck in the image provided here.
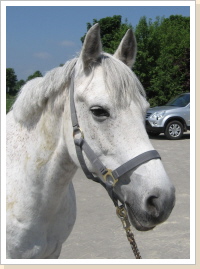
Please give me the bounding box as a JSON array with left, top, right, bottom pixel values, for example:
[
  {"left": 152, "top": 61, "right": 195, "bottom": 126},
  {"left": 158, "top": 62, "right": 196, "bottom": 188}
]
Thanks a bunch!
[
  {"left": 29, "top": 91, "right": 77, "bottom": 191},
  {"left": 7, "top": 91, "right": 77, "bottom": 225}
]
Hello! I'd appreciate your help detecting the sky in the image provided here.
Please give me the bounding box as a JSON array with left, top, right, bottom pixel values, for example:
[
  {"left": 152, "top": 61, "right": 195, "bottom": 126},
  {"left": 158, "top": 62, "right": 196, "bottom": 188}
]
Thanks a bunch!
[{"left": 6, "top": 4, "right": 190, "bottom": 81}]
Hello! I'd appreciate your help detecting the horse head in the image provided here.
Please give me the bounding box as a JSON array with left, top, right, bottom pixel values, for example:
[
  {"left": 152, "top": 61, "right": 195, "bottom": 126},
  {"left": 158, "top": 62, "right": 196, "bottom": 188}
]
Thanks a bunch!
[{"left": 66, "top": 24, "right": 175, "bottom": 232}]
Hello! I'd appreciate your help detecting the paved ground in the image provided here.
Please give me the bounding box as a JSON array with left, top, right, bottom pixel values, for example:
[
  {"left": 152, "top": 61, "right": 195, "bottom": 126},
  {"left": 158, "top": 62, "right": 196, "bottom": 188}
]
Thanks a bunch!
[{"left": 59, "top": 132, "right": 190, "bottom": 260}]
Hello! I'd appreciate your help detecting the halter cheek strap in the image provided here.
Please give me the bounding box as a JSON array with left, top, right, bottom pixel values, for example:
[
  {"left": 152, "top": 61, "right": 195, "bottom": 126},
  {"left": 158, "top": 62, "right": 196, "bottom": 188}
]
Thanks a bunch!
[{"left": 70, "top": 75, "right": 161, "bottom": 205}]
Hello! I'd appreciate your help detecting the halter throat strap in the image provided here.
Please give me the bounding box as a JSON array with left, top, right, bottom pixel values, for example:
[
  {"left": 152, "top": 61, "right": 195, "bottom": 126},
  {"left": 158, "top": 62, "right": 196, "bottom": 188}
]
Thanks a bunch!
[{"left": 70, "top": 74, "right": 161, "bottom": 205}]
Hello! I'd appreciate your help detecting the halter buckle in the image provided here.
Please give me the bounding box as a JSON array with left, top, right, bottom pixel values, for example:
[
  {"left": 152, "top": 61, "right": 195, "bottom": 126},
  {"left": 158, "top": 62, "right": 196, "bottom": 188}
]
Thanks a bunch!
[{"left": 102, "top": 169, "right": 118, "bottom": 186}]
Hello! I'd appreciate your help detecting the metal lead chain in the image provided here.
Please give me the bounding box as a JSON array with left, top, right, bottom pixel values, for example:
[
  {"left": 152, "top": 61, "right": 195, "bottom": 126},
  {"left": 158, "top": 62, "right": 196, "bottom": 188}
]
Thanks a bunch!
[
  {"left": 116, "top": 205, "right": 142, "bottom": 259},
  {"left": 126, "top": 229, "right": 142, "bottom": 259}
]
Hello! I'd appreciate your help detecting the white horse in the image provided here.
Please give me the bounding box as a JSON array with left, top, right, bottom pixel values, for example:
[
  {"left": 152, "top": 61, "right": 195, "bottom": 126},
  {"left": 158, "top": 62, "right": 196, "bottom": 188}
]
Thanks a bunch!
[{"left": 6, "top": 24, "right": 175, "bottom": 259}]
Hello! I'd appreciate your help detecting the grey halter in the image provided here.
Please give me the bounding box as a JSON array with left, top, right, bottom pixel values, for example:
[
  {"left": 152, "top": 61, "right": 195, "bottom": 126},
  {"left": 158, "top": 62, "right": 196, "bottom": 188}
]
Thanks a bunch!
[{"left": 70, "top": 74, "right": 161, "bottom": 206}]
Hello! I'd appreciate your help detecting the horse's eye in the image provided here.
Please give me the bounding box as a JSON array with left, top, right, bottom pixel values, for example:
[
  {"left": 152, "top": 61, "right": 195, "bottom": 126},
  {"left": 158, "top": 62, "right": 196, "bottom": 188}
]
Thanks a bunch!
[{"left": 90, "top": 106, "right": 110, "bottom": 119}]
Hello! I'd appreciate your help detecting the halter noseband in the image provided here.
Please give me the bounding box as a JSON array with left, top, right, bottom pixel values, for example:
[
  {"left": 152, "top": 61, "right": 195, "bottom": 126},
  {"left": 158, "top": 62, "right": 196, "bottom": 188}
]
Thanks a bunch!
[{"left": 70, "top": 74, "right": 161, "bottom": 206}]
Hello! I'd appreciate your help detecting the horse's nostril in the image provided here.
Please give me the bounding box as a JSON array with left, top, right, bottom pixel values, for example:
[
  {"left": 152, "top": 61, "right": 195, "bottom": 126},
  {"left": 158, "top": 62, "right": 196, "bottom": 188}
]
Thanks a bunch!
[{"left": 146, "top": 195, "right": 160, "bottom": 217}]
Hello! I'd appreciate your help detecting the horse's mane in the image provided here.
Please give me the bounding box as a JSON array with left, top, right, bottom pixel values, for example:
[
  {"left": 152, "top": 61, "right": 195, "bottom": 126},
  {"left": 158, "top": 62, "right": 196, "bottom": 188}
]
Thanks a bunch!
[
  {"left": 12, "top": 53, "right": 146, "bottom": 128},
  {"left": 12, "top": 58, "right": 78, "bottom": 127}
]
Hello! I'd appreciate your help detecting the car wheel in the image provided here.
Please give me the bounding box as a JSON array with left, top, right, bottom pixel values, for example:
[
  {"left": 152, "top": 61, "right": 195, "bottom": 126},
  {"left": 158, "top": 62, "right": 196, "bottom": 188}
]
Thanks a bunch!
[{"left": 165, "top": 120, "right": 184, "bottom": 140}]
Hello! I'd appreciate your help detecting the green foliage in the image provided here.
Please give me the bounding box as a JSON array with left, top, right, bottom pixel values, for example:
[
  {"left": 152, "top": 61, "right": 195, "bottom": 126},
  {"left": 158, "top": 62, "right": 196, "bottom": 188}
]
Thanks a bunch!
[
  {"left": 15, "top": 79, "right": 25, "bottom": 91},
  {"left": 27, "top": 70, "right": 43, "bottom": 82},
  {"left": 6, "top": 68, "right": 17, "bottom": 95},
  {"left": 80, "top": 15, "right": 132, "bottom": 54},
  {"left": 134, "top": 15, "right": 190, "bottom": 106}
]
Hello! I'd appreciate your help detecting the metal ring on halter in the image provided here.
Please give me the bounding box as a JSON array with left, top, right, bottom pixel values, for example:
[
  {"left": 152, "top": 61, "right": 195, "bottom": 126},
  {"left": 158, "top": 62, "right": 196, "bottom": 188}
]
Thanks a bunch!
[
  {"left": 102, "top": 169, "right": 118, "bottom": 186},
  {"left": 116, "top": 205, "right": 131, "bottom": 232},
  {"left": 73, "top": 127, "right": 84, "bottom": 139}
]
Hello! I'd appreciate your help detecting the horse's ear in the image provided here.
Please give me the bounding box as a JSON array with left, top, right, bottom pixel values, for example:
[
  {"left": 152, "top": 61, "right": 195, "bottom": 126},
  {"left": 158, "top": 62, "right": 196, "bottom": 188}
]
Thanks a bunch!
[
  {"left": 114, "top": 29, "right": 137, "bottom": 68},
  {"left": 80, "top": 23, "right": 102, "bottom": 70}
]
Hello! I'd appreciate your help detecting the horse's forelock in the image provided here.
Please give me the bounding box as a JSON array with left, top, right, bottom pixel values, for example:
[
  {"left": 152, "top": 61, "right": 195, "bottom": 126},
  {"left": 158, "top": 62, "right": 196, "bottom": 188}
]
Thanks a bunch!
[
  {"left": 75, "top": 53, "right": 147, "bottom": 110},
  {"left": 100, "top": 53, "right": 146, "bottom": 110}
]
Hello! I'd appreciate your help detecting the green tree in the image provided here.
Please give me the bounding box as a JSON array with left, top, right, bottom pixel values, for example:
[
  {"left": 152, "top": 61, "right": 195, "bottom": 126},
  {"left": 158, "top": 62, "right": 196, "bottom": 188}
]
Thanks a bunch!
[
  {"left": 27, "top": 70, "right": 43, "bottom": 81},
  {"left": 134, "top": 16, "right": 163, "bottom": 97},
  {"left": 81, "top": 15, "right": 132, "bottom": 54},
  {"left": 15, "top": 79, "right": 25, "bottom": 91},
  {"left": 134, "top": 15, "right": 190, "bottom": 106},
  {"left": 6, "top": 68, "right": 17, "bottom": 95},
  {"left": 149, "top": 15, "right": 190, "bottom": 105}
]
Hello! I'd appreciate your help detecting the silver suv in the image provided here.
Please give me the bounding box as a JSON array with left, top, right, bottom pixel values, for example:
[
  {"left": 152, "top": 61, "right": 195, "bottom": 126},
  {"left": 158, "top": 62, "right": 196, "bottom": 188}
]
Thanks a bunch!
[{"left": 146, "top": 93, "right": 190, "bottom": 140}]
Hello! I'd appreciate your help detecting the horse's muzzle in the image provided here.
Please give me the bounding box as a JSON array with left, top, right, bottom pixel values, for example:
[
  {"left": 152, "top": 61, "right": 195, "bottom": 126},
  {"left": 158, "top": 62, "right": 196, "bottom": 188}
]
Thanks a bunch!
[{"left": 125, "top": 185, "right": 176, "bottom": 231}]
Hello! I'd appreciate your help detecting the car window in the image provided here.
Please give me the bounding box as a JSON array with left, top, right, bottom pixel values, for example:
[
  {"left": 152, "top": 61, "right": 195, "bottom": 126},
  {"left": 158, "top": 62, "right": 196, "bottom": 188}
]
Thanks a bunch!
[{"left": 166, "top": 94, "right": 190, "bottom": 107}]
